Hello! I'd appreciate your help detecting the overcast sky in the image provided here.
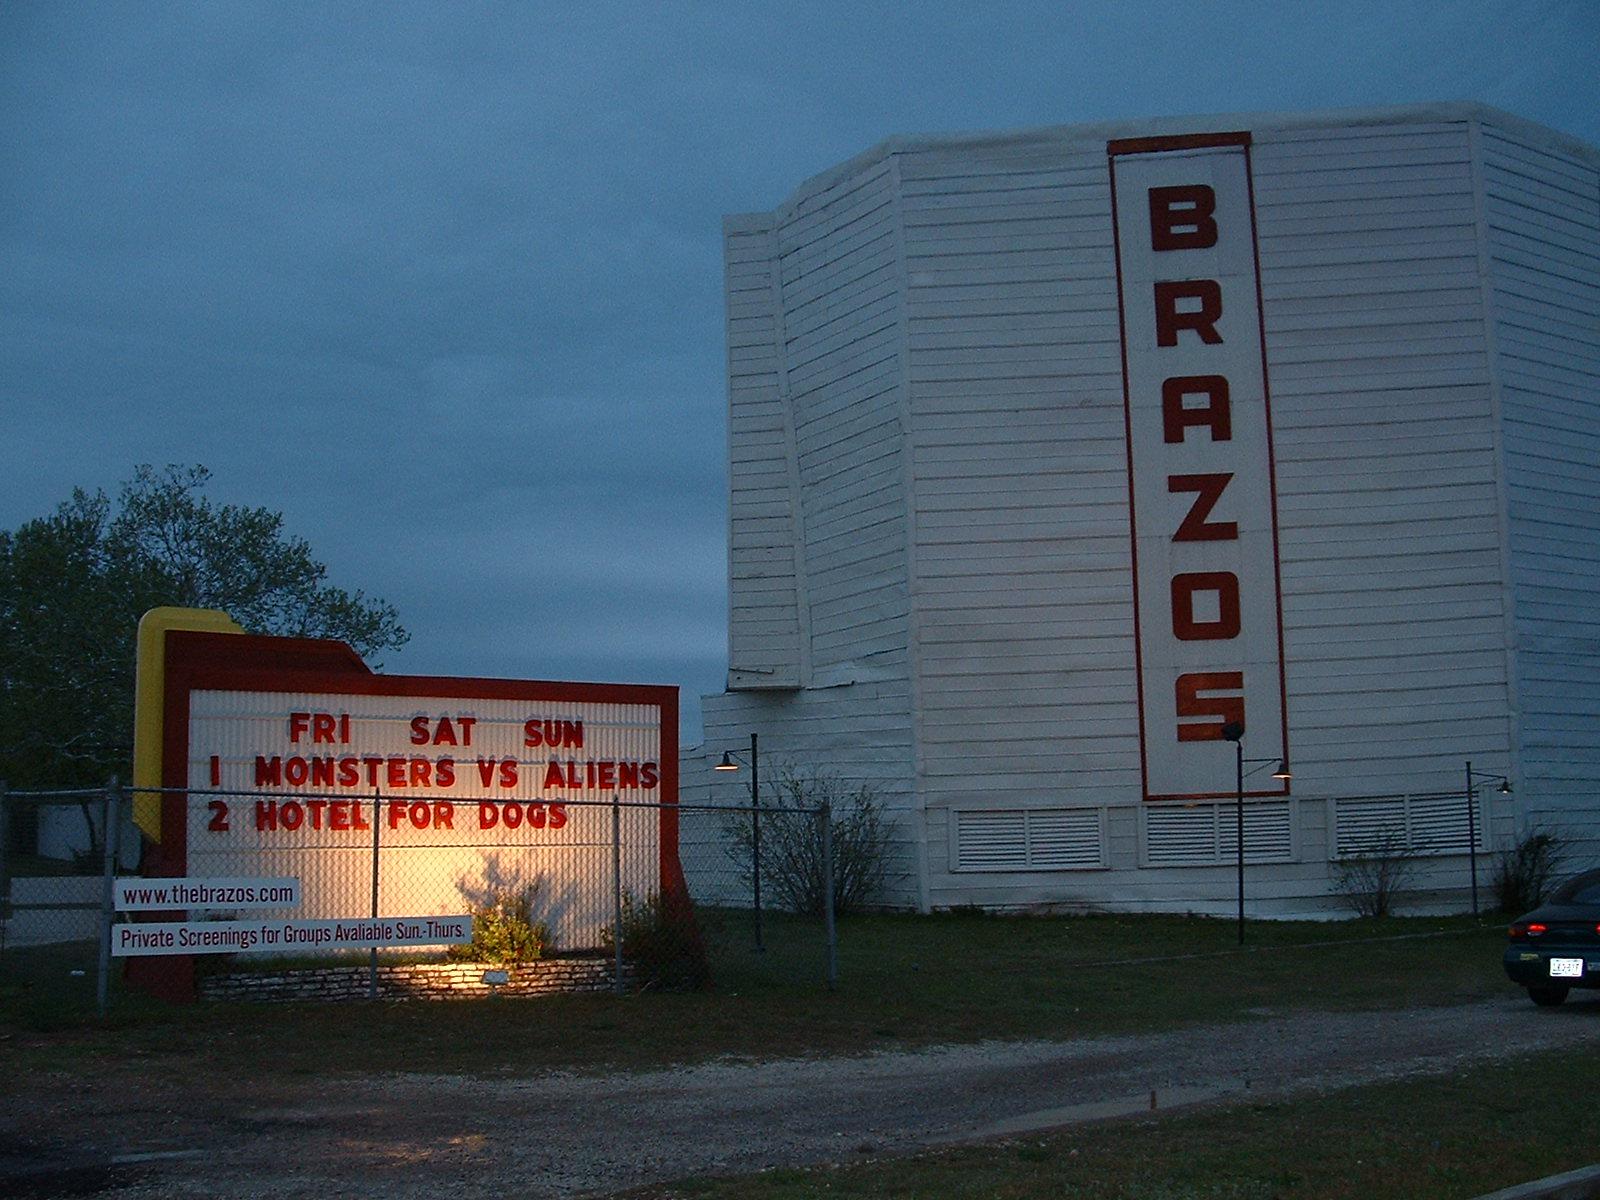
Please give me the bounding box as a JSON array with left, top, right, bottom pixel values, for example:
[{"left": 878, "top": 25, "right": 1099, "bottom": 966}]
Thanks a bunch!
[{"left": 3, "top": 1, "right": 1595, "bottom": 741}]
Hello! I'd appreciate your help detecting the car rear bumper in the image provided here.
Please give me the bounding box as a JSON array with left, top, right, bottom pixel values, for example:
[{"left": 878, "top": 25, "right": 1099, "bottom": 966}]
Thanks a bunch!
[{"left": 1504, "top": 946, "right": 1600, "bottom": 989}]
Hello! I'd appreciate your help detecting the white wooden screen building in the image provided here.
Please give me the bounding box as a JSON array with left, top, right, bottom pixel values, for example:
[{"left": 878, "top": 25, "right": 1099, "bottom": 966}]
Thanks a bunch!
[{"left": 691, "top": 103, "right": 1600, "bottom": 916}]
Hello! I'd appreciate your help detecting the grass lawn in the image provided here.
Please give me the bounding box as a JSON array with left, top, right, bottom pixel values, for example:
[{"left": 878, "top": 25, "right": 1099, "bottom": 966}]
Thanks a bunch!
[
  {"left": 0, "top": 909, "right": 1516, "bottom": 1080},
  {"left": 624, "top": 1045, "right": 1600, "bottom": 1200}
]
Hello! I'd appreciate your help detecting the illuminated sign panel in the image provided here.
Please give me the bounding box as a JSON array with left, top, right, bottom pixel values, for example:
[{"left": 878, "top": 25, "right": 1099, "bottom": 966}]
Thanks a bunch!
[
  {"left": 185, "top": 688, "right": 667, "bottom": 945},
  {"left": 1109, "top": 133, "right": 1289, "bottom": 801}
]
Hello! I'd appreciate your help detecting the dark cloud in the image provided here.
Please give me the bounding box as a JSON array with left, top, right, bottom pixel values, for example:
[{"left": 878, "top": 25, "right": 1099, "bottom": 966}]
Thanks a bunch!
[{"left": 2, "top": 1, "right": 1595, "bottom": 740}]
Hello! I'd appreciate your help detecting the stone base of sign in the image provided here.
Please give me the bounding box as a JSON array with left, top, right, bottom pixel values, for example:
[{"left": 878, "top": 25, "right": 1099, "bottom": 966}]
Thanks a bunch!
[{"left": 197, "top": 956, "right": 623, "bottom": 1002}]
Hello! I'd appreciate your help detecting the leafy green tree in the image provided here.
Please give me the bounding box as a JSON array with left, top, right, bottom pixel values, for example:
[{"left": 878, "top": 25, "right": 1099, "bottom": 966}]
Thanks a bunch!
[{"left": 0, "top": 465, "right": 408, "bottom": 788}]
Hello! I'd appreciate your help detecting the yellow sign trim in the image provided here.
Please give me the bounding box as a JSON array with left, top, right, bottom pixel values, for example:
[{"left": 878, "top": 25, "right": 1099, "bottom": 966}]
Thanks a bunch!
[{"left": 131, "top": 607, "right": 242, "bottom": 841}]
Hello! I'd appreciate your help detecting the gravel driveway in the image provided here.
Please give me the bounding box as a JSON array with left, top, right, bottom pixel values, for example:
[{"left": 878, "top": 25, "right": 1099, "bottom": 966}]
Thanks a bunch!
[{"left": 6, "top": 993, "right": 1598, "bottom": 1198}]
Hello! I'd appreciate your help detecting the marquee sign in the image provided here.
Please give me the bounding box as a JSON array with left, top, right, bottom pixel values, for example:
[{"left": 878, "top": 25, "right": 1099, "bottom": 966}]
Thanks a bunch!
[
  {"left": 1109, "top": 131, "right": 1289, "bottom": 801},
  {"left": 129, "top": 622, "right": 683, "bottom": 997}
]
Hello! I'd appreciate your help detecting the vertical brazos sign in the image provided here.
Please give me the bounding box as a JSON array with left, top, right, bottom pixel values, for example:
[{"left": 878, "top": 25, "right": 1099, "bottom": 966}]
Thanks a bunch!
[{"left": 1108, "top": 132, "right": 1290, "bottom": 802}]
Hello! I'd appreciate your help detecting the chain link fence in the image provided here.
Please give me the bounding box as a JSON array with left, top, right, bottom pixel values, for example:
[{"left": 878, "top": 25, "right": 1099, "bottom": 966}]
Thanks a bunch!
[{"left": 0, "top": 780, "right": 837, "bottom": 1012}]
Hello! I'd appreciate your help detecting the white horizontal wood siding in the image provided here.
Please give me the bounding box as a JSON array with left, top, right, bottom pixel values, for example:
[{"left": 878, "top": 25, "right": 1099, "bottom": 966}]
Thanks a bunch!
[
  {"left": 775, "top": 161, "right": 911, "bottom": 680},
  {"left": 706, "top": 166, "right": 920, "bottom": 905},
  {"left": 1253, "top": 120, "right": 1514, "bottom": 803},
  {"left": 1480, "top": 118, "right": 1600, "bottom": 857},
  {"left": 902, "top": 140, "right": 1139, "bottom": 897},
  {"left": 725, "top": 216, "right": 804, "bottom": 688}
]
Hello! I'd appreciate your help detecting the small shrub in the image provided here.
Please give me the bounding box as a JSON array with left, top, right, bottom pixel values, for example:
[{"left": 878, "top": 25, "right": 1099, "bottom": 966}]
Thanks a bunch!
[
  {"left": 1332, "top": 832, "right": 1416, "bottom": 918},
  {"left": 600, "top": 889, "right": 708, "bottom": 991},
  {"left": 724, "top": 766, "right": 893, "bottom": 917},
  {"left": 1493, "top": 831, "right": 1566, "bottom": 915},
  {"left": 449, "top": 881, "right": 550, "bottom": 965}
]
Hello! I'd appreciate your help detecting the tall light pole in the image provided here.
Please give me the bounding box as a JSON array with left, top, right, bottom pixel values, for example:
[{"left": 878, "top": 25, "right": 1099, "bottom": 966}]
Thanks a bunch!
[
  {"left": 1222, "top": 722, "right": 1246, "bottom": 944},
  {"left": 1464, "top": 761, "right": 1512, "bottom": 917},
  {"left": 715, "top": 733, "right": 762, "bottom": 951},
  {"left": 1220, "top": 721, "right": 1291, "bottom": 945}
]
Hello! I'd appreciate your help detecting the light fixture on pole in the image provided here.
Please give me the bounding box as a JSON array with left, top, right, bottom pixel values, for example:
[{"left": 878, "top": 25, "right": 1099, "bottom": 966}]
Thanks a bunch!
[
  {"left": 1220, "top": 721, "right": 1291, "bottom": 946},
  {"left": 715, "top": 733, "right": 763, "bottom": 951},
  {"left": 1464, "top": 761, "right": 1512, "bottom": 918}
]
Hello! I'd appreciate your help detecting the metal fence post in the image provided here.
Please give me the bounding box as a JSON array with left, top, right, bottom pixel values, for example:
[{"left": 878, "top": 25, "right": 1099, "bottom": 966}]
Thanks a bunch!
[
  {"left": 820, "top": 799, "right": 837, "bottom": 992},
  {"left": 750, "top": 732, "right": 763, "bottom": 953},
  {"left": 369, "top": 789, "right": 381, "bottom": 1000},
  {"left": 97, "top": 777, "right": 120, "bottom": 1017},
  {"left": 611, "top": 793, "right": 624, "bottom": 995},
  {"left": 0, "top": 779, "right": 10, "bottom": 961},
  {"left": 1464, "top": 761, "right": 1480, "bottom": 918}
]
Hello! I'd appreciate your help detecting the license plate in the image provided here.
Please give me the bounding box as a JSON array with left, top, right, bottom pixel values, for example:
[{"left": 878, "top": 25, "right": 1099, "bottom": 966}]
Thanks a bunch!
[{"left": 1550, "top": 958, "right": 1584, "bottom": 979}]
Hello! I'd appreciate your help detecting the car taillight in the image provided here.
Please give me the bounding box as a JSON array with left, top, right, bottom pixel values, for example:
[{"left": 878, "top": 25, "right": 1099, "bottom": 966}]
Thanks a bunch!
[{"left": 1509, "top": 922, "right": 1547, "bottom": 940}]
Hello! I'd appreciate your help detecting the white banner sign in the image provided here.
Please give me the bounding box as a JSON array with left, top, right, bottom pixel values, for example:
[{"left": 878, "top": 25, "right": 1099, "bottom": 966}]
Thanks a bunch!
[
  {"left": 1110, "top": 133, "right": 1289, "bottom": 801},
  {"left": 115, "top": 876, "right": 301, "bottom": 912},
  {"left": 111, "top": 914, "right": 472, "bottom": 957}
]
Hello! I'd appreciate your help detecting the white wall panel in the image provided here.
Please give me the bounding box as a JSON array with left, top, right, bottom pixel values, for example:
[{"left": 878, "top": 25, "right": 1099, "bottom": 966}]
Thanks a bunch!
[
  {"left": 725, "top": 217, "right": 804, "bottom": 688},
  {"left": 1481, "top": 119, "right": 1600, "bottom": 858}
]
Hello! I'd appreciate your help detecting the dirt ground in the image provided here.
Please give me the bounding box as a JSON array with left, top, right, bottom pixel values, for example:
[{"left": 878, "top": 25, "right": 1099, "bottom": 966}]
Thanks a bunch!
[{"left": 4, "top": 992, "right": 1598, "bottom": 1199}]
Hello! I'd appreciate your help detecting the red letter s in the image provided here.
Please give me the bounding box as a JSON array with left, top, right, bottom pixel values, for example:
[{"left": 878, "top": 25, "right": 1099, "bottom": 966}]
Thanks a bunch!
[{"left": 1175, "top": 672, "right": 1244, "bottom": 742}]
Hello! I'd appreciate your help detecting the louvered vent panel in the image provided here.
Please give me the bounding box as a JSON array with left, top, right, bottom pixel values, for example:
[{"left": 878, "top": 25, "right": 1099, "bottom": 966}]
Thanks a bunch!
[
  {"left": 955, "top": 810, "right": 1028, "bottom": 871},
  {"left": 953, "top": 808, "right": 1104, "bottom": 872},
  {"left": 1145, "top": 802, "right": 1293, "bottom": 865},
  {"left": 1217, "top": 802, "right": 1294, "bottom": 863},
  {"left": 1334, "top": 797, "right": 1407, "bottom": 857},
  {"left": 1144, "top": 805, "right": 1218, "bottom": 866},
  {"left": 1333, "top": 794, "right": 1480, "bottom": 858},
  {"left": 1026, "top": 809, "right": 1103, "bottom": 869},
  {"left": 1408, "top": 793, "right": 1477, "bottom": 853}
]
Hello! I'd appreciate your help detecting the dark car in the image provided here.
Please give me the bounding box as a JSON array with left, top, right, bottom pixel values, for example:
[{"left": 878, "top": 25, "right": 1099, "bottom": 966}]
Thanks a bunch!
[{"left": 1504, "top": 867, "right": 1600, "bottom": 1006}]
